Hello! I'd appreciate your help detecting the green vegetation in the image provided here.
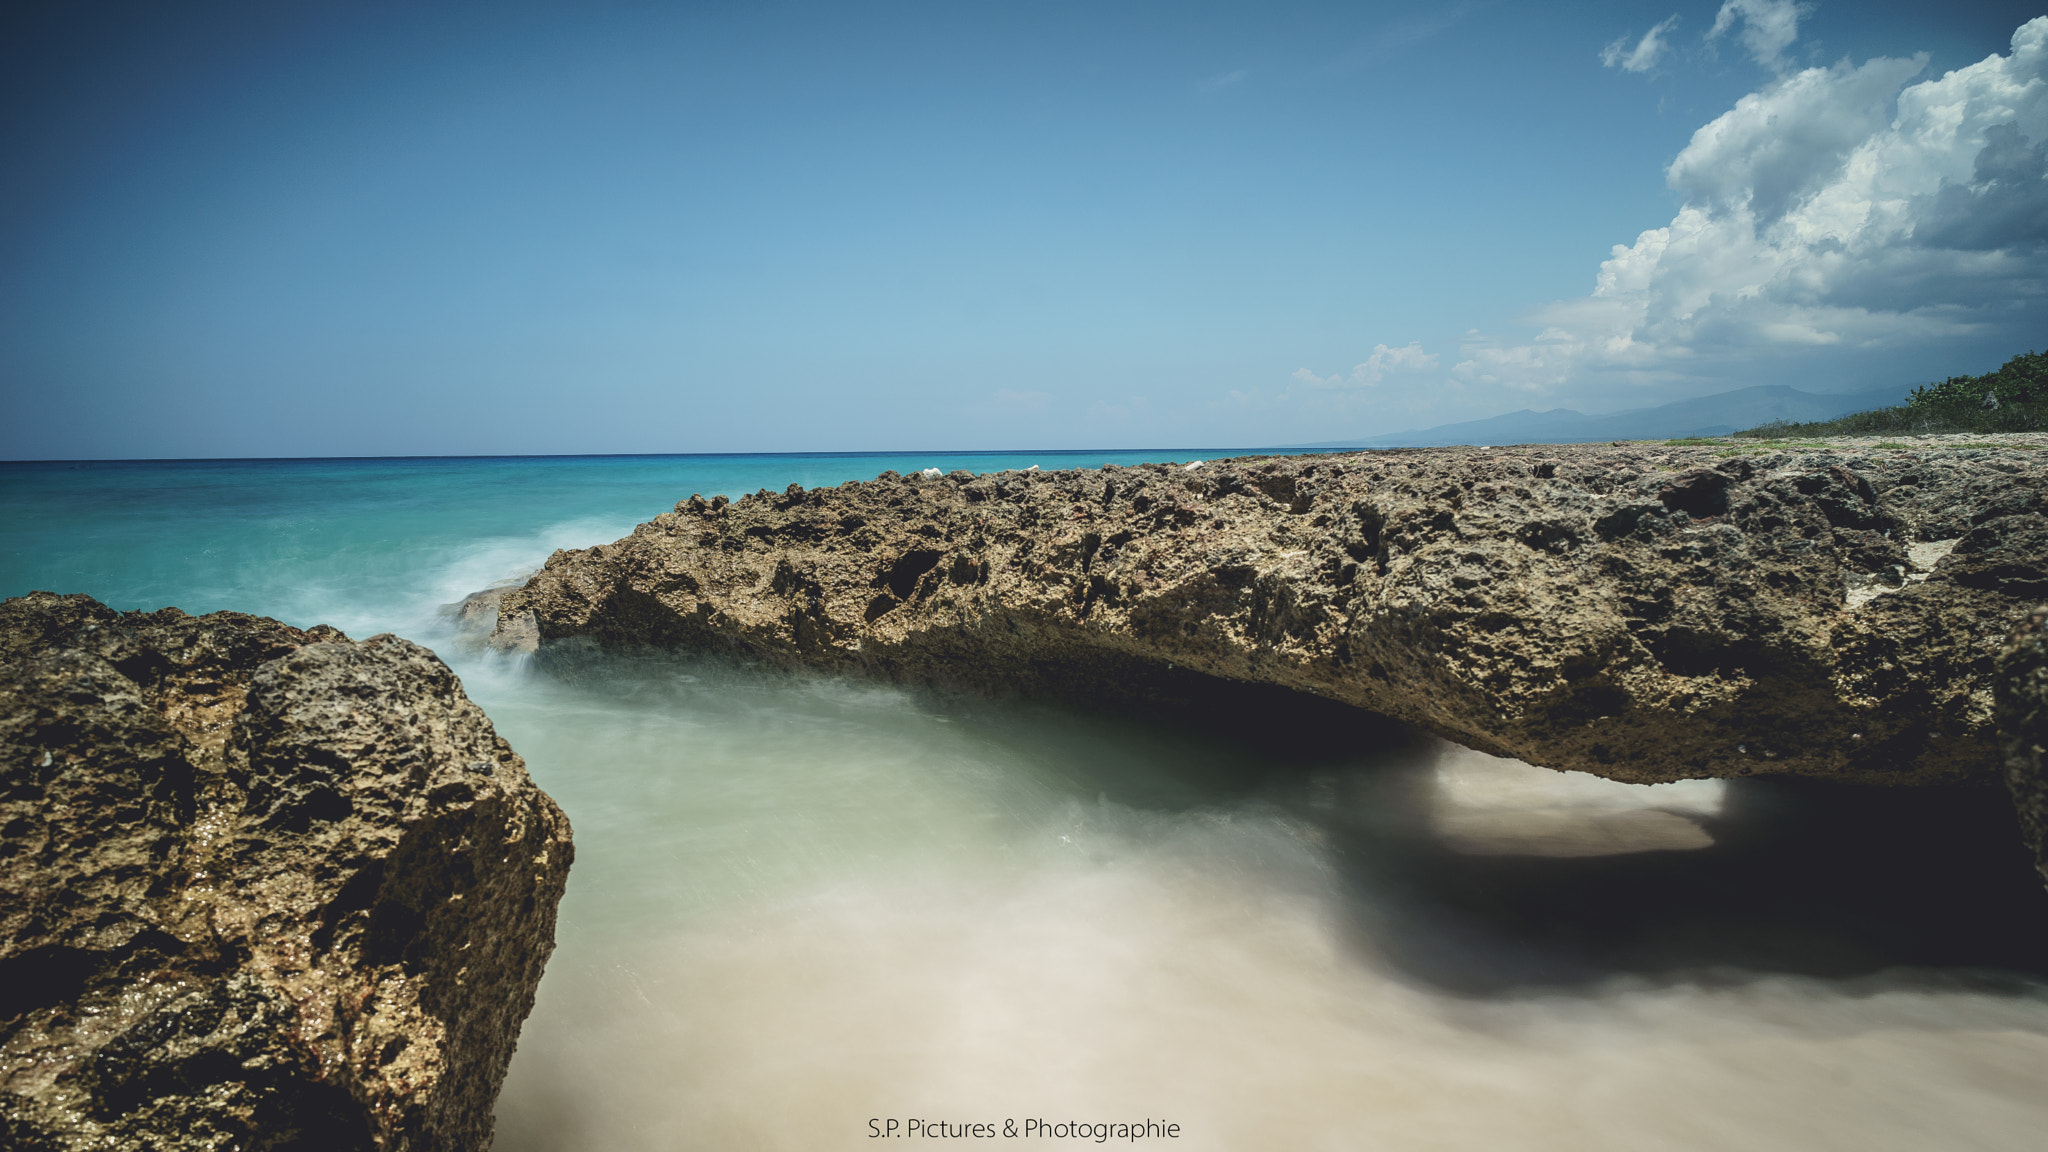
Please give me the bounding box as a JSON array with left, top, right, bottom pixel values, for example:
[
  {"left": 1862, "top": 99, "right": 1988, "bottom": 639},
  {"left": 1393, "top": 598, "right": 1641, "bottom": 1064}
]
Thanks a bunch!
[
  {"left": 1733, "top": 349, "right": 2048, "bottom": 438},
  {"left": 1716, "top": 439, "right": 1829, "bottom": 456},
  {"left": 1663, "top": 437, "right": 1724, "bottom": 446}
]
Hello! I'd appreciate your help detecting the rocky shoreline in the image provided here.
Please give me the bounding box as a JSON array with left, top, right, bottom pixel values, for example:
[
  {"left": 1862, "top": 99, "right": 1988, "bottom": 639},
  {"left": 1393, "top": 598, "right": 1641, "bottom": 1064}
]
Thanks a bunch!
[
  {"left": 488, "top": 435, "right": 2048, "bottom": 797},
  {"left": 4, "top": 434, "right": 2046, "bottom": 1144},
  {"left": 1, "top": 593, "right": 572, "bottom": 1151}
]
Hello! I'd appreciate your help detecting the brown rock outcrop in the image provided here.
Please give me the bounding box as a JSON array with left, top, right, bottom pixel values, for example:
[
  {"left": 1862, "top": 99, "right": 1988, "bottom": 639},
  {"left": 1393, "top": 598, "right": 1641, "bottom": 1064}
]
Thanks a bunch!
[
  {"left": 2000, "top": 605, "right": 2048, "bottom": 889},
  {"left": 1, "top": 592, "right": 572, "bottom": 1151},
  {"left": 492, "top": 438, "right": 2048, "bottom": 787}
]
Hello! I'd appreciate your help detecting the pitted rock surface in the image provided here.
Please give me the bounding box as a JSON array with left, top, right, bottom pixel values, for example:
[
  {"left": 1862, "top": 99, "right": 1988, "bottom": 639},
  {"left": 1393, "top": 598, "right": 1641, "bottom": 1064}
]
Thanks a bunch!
[
  {"left": 493, "top": 439, "right": 2048, "bottom": 787},
  {"left": 2000, "top": 605, "right": 2048, "bottom": 890},
  {"left": 0, "top": 592, "right": 572, "bottom": 1152}
]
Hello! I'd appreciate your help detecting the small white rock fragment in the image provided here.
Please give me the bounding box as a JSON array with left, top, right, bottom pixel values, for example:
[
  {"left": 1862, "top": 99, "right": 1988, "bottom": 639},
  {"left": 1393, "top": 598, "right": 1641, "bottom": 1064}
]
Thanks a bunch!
[{"left": 1906, "top": 538, "right": 1960, "bottom": 576}]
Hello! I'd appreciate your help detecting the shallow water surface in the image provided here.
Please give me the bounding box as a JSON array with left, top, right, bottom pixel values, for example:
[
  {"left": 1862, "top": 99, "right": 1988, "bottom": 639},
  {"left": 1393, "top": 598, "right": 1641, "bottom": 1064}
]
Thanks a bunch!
[
  {"left": 474, "top": 651, "right": 2048, "bottom": 1152},
  {"left": 5, "top": 454, "right": 2047, "bottom": 1151}
]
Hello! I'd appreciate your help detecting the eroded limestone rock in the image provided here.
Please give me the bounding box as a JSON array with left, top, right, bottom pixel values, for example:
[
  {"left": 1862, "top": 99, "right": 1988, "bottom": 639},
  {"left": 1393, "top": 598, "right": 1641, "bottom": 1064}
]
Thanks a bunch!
[
  {"left": 1999, "top": 605, "right": 2048, "bottom": 891},
  {"left": 492, "top": 438, "right": 2048, "bottom": 786},
  {"left": 0, "top": 592, "right": 572, "bottom": 1151}
]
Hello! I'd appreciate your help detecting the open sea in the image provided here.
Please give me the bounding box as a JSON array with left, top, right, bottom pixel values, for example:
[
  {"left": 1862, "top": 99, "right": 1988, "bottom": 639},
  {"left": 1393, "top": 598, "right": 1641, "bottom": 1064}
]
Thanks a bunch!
[{"left": 6, "top": 451, "right": 2048, "bottom": 1151}]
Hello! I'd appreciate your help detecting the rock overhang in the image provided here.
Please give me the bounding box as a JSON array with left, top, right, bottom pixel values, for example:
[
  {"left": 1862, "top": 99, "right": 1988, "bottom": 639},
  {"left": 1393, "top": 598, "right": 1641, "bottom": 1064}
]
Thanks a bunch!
[{"left": 490, "top": 437, "right": 2048, "bottom": 791}]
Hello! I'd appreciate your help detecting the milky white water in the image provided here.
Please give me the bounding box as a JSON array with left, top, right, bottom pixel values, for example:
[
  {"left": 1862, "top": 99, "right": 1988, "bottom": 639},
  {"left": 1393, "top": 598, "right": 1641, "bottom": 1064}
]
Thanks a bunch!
[
  {"left": 5, "top": 455, "right": 2047, "bottom": 1150},
  {"left": 467, "top": 648, "right": 2048, "bottom": 1152}
]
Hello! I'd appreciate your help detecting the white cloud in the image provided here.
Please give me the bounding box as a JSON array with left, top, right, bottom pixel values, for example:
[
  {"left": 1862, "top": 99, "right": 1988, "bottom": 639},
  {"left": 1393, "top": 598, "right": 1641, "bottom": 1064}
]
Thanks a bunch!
[
  {"left": 1665, "top": 54, "right": 1920, "bottom": 221},
  {"left": 1200, "top": 69, "right": 1248, "bottom": 90},
  {"left": 1452, "top": 17, "right": 2048, "bottom": 396},
  {"left": 1602, "top": 16, "right": 1680, "bottom": 73},
  {"left": 1334, "top": 6, "right": 1475, "bottom": 72},
  {"left": 990, "top": 389, "right": 1052, "bottom": 413},
  {"left": 1088, "top": 395, "right": 1152, "bottom": 421},
  {"left": 1707, "top": 0, "right": 1808, "bottom": 72},
  {"left": 1293, "top": 342, "right": 1439, "bottom": 389}
]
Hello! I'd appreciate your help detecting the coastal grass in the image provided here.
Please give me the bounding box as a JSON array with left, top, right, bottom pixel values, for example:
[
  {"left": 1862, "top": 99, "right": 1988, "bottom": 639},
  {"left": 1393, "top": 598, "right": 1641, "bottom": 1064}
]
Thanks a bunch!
[{"left": 1714, "top": 438, "right": 1832, "bottom": 456}]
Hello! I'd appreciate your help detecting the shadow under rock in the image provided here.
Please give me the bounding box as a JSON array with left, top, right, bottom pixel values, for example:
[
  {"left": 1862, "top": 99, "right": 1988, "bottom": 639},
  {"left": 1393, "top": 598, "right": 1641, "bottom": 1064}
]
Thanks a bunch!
[
  {"left": 1319, "top": 769, "right": 2048, "bottom": 996},
  {"left": 934, "top": 675, "right": 1435, "bottom": 813},
  {"left": 520, "top": 644, "right": 2048, "bottom": 995},
  {"left": 536, "top": 639, "right": 1440, "bottom": 813}
]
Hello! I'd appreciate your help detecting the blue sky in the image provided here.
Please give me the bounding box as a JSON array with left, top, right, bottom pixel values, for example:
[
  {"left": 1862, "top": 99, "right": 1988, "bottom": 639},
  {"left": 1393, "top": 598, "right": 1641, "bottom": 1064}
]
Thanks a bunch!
[{"left": 2, "top": 1, "right": 2044, "bottom": 458}]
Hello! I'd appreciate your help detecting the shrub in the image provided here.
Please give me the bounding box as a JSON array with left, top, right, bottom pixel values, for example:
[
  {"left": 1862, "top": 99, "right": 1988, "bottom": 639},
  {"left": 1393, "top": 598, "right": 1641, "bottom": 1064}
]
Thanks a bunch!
[
  {"left": 1907, "top": 349, "right": 2048, "bottom": 416},
  {"left": 1734, "top": 348, "right": 2048, "bottom": 438}
]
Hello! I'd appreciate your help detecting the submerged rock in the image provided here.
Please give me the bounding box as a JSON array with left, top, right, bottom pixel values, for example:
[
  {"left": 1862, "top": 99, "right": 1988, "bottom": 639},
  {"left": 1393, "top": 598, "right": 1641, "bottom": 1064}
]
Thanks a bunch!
[
  {"left": 0, "top": 592, "right": 572, "bottom": 1151},
  {"left": 491, "top": 438, "right": 2048, "bottom": 788},
  {"left": 438, "top": 579, "right": 537, "bottom": 656}
]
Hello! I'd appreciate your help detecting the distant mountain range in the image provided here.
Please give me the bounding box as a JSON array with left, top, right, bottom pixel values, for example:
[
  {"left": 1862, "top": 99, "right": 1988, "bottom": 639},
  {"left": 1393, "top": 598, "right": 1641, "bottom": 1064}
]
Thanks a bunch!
[{"left": 1282, "top": 383, "right": 1913, "bottom": 449}]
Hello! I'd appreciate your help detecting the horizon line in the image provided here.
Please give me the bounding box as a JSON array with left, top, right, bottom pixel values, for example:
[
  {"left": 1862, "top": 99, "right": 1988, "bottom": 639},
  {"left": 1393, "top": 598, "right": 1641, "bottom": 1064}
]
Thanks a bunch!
[{"left": 0, "top": 446, "right": 1373, "bottom": 466}]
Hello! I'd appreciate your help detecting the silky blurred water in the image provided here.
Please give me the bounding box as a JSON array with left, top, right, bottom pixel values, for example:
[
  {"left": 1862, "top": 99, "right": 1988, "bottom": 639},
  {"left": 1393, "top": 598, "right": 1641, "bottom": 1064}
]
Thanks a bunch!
[{"left": 6, "top": 453, "right": 2048, "bottom": 1151}]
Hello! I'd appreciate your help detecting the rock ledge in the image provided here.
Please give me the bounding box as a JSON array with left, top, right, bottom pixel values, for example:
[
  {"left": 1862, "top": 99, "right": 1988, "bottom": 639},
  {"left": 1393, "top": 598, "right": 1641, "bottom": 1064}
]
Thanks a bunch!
[{"left": 493, "top": 437, "right": 2048, "bottom": 787}]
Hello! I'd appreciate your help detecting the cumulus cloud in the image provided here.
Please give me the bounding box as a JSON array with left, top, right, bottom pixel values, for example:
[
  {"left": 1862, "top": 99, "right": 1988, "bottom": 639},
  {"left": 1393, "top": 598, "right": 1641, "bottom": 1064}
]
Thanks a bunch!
[
  {"left": 1914, "top": 121, "right": 2048, "bottom": 250},
  {"left": 1665, "top": 54, "right": 1918, "bottom": 221},
  {"left": 1602, "top": 16, "right": 1680, "bottom": 73},
  {"left": 1453, "top": 17, "right": 2048, "bottom": 395},
  {"left": 1293, "top": 342, "right": 1439, "bottom": 389},
  {"left": 1707, "top": 0, "right": 1808, "bottom": 72}
]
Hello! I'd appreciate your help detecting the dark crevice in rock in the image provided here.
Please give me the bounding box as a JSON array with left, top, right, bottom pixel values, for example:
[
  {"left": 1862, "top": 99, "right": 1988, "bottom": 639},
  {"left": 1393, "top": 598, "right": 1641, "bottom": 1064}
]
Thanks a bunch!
[
  {"left": 880, "top": 550, "right": 944, "bottom": 600},
  {"left": 0, "top": 945, "right": 93, "bottom": 1023},
  {"left": 1658, "top": 469, "right": 1731, "bottom": 519}
]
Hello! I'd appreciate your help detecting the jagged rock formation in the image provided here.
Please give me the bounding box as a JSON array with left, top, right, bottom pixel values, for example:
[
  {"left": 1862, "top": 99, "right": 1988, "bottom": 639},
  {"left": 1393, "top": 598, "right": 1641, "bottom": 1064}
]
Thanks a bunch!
[
  {"left": 2001, "top": 605, "right": 2048, "bottom": 889},
  {"left": 1, "top": 592, "right": 572, "bottom": 1152},
  {"left": 493, "top": 438, "right": 2048, "bottom": 788}
]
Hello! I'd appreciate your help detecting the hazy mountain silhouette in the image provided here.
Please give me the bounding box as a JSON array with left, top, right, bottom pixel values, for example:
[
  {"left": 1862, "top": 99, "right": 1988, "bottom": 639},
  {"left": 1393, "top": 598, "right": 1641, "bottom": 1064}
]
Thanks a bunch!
[{"left": 1285, "top": 384, "right": 1911, "bottom": 449}]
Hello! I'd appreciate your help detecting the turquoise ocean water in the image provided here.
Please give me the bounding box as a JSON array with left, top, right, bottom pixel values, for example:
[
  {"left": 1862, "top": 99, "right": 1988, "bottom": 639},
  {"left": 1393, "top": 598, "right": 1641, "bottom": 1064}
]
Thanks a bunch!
[
  {"left": 0, "top": 450, "right": 1221, "bottom": 632},
  {"left": 7, "top": 452, "right": 2048, "bottom": 1151}
]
